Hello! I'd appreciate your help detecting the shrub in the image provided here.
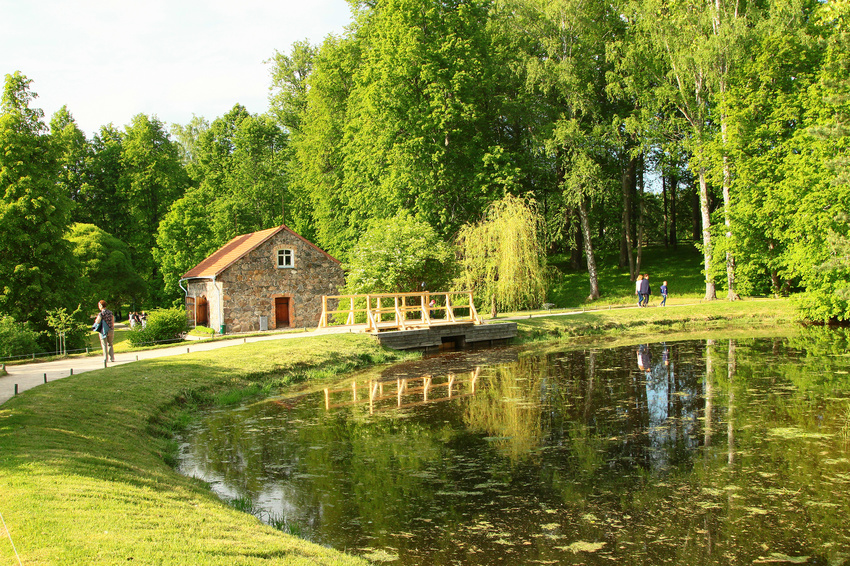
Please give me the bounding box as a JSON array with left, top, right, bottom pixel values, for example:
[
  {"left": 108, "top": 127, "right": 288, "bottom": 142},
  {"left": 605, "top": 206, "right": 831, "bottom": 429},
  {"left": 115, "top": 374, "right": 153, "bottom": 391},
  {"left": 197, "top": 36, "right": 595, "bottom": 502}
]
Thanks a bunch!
[
  {"left": 126, "top": 307, "right": 188, "bottom": 347},
  {"left": 0, "top": 316, "right": 42, "bottom": 359}
]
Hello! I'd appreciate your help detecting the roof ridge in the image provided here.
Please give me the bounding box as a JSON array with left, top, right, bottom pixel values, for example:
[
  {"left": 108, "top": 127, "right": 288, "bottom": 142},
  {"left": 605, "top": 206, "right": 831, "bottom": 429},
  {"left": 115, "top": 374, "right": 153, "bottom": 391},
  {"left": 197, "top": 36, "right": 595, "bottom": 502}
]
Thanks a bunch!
[{"left": 181, "top": 225, "right": 339, "bottom": 280}]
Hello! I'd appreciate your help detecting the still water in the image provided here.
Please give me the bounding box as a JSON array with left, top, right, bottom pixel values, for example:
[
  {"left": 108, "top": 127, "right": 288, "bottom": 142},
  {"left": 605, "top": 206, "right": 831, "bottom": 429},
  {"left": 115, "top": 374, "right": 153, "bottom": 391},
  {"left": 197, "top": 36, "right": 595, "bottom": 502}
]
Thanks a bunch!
[{"left": 176, "top": 336, "right": 850, "bottom": 565}]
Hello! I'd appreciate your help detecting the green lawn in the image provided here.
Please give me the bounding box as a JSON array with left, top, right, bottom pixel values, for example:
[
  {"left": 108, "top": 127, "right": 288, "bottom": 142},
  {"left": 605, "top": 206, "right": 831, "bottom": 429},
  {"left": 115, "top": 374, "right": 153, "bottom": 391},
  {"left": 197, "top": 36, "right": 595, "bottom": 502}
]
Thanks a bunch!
[
  {"left": 513, "top": 297, "right": 800, "bottom": 346},
  {"left": 0, "top": 334, "right": 411, "bottom": 566}
]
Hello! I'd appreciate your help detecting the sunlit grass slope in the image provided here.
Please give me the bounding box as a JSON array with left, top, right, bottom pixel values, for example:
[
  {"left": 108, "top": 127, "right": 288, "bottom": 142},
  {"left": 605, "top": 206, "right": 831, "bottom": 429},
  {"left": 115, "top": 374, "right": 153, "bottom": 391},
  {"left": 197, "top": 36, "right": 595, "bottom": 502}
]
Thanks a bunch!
[
  {"left": 547, "top": 243, "right": 708, "bottom": 308},
  {"left": 0, "top": 334, "right": 408, "bottom": 566},
  {"left": 515, "top": 297, "right": 799, "bottom": 345}
]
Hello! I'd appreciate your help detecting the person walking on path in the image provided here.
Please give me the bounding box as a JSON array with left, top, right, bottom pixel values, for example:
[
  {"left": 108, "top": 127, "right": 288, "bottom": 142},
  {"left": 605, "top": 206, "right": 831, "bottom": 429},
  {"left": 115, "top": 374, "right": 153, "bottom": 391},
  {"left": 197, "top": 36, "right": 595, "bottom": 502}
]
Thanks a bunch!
[
  {"left": 93, "top": 300, "right": 115, "bottom": 363},
  {"left": 635, "top": 274, "right": 644, "bottom": 307},
  {"left": 639, "top": 274, "right": 651, "bottom": 307},
  {"left": 660, "top": 280, "right": 668, "bottom": 307}
]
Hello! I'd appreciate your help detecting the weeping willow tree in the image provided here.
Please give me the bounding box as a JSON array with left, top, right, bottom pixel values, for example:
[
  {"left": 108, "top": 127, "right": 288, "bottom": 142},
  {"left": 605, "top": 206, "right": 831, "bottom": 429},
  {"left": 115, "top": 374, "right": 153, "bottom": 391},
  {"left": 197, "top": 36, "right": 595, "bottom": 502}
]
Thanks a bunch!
[{"left": 456, "top": 194, "right": 547, "bottom": 317}]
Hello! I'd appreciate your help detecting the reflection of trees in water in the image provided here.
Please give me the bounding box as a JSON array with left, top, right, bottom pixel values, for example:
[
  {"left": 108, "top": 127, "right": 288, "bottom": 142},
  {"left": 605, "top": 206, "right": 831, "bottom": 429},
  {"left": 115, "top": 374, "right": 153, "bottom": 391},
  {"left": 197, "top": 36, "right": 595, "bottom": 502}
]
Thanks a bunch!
[
  {"left": 463, "top": 355, "right": 546, "bottom": 463},
  {"left": 463, "top": 344, "right": 707, "bottom": 477},
  {"left": 177, "top": 338, "right": 850, "bottom": 565}
]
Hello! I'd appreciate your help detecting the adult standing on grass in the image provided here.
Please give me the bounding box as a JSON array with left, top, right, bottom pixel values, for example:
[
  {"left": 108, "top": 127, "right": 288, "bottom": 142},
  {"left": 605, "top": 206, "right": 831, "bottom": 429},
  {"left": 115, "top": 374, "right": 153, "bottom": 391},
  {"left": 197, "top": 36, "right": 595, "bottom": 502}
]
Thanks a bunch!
[
  {"left": 93, "top": 300, "right": 115, "bottom": 363},
  {"left": 660, "top": 281, "right": 668, "bottom": 307},
  {"left": 635, "top": 274, "right": 644, "bottom": 307},
  {"left": 639, "top": 274, "right": 651, "bottom": 307}
]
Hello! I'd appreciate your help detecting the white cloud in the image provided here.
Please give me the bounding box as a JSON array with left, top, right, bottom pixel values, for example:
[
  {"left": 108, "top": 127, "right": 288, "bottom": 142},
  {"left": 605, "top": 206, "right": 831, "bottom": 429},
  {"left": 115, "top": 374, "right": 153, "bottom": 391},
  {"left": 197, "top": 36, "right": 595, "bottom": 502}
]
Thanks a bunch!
[{"left": 0, "top": 0, "right": 351, "bottom": 135}]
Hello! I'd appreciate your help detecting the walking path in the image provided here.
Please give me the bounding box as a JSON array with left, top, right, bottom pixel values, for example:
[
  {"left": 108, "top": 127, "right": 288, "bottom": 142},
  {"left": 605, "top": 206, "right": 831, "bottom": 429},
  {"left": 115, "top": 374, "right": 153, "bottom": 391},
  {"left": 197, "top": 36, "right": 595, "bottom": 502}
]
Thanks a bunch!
[{"left": 0, "top": 325, "right": 354, "bottom": 406}]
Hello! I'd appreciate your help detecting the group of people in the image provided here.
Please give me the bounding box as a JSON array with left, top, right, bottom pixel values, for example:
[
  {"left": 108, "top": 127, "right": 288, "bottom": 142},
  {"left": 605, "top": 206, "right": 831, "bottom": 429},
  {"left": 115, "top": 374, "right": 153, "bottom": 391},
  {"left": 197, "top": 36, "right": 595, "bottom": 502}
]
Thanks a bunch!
[
  {"left": 635, "top": 274, "right": 668, "bottom": 307},
  {"left": 128, "top": 311, "right": 147, "bottom": 329}
]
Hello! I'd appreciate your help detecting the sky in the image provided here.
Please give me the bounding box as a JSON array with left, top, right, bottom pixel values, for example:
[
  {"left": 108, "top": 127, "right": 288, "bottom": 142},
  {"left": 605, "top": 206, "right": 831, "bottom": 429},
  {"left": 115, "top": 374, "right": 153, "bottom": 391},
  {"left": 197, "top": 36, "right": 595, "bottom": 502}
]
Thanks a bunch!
[{"left": 0, "top": 0, "right": 353, "bottom": 136}]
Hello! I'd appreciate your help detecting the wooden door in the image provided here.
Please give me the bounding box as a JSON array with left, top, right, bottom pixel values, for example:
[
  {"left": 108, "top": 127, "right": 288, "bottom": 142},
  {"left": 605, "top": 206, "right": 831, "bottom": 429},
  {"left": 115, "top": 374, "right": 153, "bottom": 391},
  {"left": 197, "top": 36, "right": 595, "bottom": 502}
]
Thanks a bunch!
[
  {"left": 196, "top": 296, "right": 208, "bottom": 326},
  {"left": 275, "top": 297, "right": 290, "bottom": 328}
]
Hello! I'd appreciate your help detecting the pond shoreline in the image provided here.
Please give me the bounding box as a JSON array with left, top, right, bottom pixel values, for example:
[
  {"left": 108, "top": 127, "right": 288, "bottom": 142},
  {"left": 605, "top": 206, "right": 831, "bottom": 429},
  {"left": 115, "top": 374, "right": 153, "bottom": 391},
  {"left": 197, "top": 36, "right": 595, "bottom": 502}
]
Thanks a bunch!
[{"left": 0, "top": 299, "right": 803, "bottom": 565}]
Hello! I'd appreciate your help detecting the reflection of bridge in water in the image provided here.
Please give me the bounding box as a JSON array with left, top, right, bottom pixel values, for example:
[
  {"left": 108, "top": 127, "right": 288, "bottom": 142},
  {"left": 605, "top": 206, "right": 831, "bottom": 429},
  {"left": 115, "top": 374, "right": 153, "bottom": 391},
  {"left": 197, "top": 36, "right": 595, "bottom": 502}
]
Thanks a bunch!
[{"left": 323, "top": 367, "right": 482, "bottom": 414}]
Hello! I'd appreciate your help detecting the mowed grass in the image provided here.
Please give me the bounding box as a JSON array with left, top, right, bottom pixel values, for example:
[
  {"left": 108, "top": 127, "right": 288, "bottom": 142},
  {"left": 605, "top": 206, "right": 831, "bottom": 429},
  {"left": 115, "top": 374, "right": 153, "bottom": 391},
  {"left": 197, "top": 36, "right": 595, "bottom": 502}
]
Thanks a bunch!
[
  {"left": 0, "top": 334, "right": 410, "bottom": 566},
  {"left": 513, "top": 297, "right": 800, "bottom": 346}
]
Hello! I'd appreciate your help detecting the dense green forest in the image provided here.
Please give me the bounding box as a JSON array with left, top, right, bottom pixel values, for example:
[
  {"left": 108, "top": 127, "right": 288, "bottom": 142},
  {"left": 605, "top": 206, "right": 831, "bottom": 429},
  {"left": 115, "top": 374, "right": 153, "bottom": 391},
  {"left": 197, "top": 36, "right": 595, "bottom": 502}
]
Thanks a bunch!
[{"left": 1, "top": 0, "right": 849, "bottom": 352}]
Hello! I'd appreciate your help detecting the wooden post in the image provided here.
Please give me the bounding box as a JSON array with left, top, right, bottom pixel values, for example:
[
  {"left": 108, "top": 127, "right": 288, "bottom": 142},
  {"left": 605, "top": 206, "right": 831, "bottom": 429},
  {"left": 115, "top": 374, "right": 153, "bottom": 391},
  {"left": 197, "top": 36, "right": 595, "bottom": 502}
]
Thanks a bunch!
[
  {"left": 394, "top": 297, "right": 404, "bottom": 330},
  {"left": 324, "top": 388, "right": 330, "bottom": 411},
  {"left": 43, "top": 373, "right": 47, "bottom": 383},
  {"left": 352, "top": 380, "right": 357, "bottom": 402},
  {"left": 346, "top": 296, "right": 355, "bottom": 326},
  {"left": 14, "top": 384, "right": 18, "bottom": 395}
]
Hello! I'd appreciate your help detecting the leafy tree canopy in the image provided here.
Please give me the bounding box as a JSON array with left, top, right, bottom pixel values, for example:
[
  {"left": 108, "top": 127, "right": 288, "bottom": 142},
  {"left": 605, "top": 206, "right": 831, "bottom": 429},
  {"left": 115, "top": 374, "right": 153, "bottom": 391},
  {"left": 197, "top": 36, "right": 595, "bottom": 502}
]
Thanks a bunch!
[{"left": 342, "top": 212, "right": 455, "bottom": 294}]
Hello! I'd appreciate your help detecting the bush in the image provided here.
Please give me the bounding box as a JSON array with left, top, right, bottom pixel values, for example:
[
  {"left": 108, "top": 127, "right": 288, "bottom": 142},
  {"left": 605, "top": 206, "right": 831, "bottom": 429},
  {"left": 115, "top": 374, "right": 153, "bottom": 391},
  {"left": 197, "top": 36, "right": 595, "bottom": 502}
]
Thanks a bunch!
[
  {"left": 126, "top": 307, "right": 188, "bottom": 347},
  {"left": 0, "top": 316, "right": 42, "bottom": 359}
]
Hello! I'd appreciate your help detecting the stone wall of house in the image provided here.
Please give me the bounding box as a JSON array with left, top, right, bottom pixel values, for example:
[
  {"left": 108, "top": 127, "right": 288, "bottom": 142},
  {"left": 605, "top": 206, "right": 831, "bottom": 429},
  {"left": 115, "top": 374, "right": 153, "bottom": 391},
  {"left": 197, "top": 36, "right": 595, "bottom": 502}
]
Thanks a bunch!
[
  {"left": 186, "top": 279, "right": 221, "bottom": 331},
  {"left": 217, "top": 231, "right": 344, "bottom": 333}
]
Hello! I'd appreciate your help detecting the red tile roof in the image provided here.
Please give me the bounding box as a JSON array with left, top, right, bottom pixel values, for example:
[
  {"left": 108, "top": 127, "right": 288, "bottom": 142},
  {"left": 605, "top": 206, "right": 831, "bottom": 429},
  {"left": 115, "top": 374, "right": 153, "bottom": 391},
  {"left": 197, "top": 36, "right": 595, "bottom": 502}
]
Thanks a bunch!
[{"left": 181, "top": 225, "right": 339, "bottom": 280}]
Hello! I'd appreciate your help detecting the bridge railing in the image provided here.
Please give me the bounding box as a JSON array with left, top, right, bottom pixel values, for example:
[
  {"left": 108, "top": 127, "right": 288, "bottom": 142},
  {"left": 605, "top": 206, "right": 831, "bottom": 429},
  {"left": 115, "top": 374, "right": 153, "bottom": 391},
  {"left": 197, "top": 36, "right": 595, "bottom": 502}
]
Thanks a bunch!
[{"left": 318, "top": 291, "right": 482, "bottom": 331}]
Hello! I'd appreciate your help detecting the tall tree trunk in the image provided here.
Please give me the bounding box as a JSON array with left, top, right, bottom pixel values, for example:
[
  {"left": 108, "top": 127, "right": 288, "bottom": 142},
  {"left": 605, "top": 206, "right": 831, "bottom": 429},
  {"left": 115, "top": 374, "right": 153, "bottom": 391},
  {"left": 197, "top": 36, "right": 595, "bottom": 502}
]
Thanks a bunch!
[
  {"left": 714, "top": 0, "right": 738, "bottom": 300},
  {"left": 578, "top": 198, "right": 600, "bottom": 300},
  {"left": 636, "top": 155, "right": 645, "bottom": 277},
  {"left": 621, "top": 156, "right": 637, "bottom": 278},
  {"left": 692, "top": 187, "right": 701, "bottom": 242},
  {"left": 663, "top": 173, "right": 669, "bottom": 248},
  {"left": 669, "top": 171, "right": 678, "bottom": 249},
  {"left": 720, "top": 86, "right": 737, "bottom": 300},
  {"left": 698, "top": 165, "right": 717, "bottom": 300}
]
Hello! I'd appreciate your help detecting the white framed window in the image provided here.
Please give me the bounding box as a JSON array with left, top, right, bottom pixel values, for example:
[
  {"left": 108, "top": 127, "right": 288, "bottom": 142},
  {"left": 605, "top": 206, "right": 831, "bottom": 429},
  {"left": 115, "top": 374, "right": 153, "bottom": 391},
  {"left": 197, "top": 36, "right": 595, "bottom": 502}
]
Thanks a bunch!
[{"left": 277, "top": 248, "right": 294, "bottom": 269}]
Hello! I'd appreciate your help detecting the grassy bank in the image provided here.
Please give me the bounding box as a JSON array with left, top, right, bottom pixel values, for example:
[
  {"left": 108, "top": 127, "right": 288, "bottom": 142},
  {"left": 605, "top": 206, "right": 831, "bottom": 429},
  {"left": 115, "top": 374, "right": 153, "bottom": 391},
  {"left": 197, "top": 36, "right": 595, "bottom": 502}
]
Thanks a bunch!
[
  {"left": 512, "top": 297, "right": 800, "bottom": 345},
  {"left": 0, "top": 334, "right": 411, "bottom": 566},
  {"left": 0, "top": 299, "right": 800, "bottom": 565}
]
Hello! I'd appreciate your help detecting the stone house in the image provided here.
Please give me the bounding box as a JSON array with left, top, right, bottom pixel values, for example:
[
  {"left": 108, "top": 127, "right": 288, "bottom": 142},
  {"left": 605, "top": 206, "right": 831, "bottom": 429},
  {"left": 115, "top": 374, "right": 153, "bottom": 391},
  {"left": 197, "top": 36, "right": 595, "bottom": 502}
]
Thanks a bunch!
[{"left": 180, "top": 225, "right": 344, "bottom": 333}]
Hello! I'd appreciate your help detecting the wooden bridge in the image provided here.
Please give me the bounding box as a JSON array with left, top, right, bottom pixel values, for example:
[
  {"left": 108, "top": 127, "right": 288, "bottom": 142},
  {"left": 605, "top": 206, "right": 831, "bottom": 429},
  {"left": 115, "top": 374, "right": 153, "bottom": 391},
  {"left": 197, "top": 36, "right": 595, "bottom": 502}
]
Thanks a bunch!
[
  {"left": 318, "top": 291, "right": 482, "bottom": 332},
  {"left": 318, "top": 291, "right": 516, "bottom": 351},
  {"left": 323, "top": 368, "right": 482, "bottom": 414}
]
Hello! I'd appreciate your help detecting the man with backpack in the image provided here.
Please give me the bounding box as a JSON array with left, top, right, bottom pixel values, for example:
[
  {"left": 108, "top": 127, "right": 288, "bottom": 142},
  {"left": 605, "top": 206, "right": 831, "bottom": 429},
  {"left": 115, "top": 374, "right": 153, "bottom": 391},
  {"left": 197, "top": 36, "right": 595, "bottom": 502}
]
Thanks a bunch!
[{"left": 93, "top": 300, "right": 115, "bottom": 363}]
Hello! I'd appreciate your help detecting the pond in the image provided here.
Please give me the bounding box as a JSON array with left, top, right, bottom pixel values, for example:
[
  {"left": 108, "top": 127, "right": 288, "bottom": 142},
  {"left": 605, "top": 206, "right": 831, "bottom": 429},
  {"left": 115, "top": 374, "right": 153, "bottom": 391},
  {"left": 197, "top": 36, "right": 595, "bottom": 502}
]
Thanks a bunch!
[{"left": 176, "top": 335, "right": 850, "bottom": 565}]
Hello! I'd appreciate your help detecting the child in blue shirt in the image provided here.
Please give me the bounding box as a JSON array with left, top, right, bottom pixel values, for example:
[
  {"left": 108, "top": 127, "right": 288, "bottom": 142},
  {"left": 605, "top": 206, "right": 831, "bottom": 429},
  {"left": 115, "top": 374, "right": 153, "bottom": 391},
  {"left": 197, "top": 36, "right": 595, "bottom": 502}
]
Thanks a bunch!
[{"left": 660, "top": 281, "right": 668, "bottom": 307}]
